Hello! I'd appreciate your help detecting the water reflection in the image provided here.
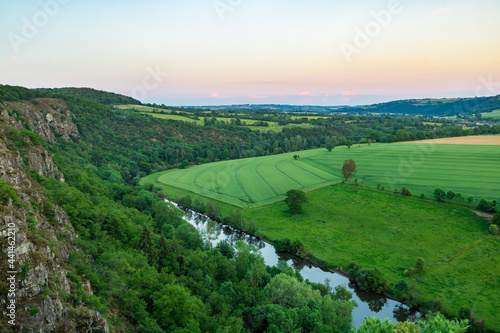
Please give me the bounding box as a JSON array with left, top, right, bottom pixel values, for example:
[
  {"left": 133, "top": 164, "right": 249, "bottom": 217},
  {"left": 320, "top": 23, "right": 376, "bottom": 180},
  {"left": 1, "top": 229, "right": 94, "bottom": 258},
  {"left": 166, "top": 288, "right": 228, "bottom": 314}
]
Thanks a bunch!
[{"left": 171, "top": 201, "right": 420, "bottom": 327}]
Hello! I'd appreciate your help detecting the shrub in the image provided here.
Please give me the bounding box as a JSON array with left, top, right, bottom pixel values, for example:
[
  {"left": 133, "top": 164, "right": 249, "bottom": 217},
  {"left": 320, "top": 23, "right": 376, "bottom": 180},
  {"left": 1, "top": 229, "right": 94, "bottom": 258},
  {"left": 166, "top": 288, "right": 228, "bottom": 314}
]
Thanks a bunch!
[
  {"left": 30, "top": 307, "right": 39, "bottom": 315},
  {"left": 477, "top": 198, "right": 496, "bottom": 213},
  {"left": 0, "top": 180, "right": 19, "bottom": 205},
  {"left": 493, "top": 212, "right": 500, "bottom": 225},
  {"left": 489, "top": 224, "right": 499, "bottom": 235},
  {"left": 254, "top": 229, "right": 266, "bottom": 240},
  {"left": 415, "top": 257, "right": 426, "bottom": 273},
  {"left": 446, "top": 190, "right": 456, "bottom": 200},
  {"left": 401, "top": 186, "right": 411, "bottom": 196},
  {"left": 349, "top": 264, "right": 388, "bottom": 293},
  {"left": 434, "top": 188, "right": 446, "bottom": 202}
]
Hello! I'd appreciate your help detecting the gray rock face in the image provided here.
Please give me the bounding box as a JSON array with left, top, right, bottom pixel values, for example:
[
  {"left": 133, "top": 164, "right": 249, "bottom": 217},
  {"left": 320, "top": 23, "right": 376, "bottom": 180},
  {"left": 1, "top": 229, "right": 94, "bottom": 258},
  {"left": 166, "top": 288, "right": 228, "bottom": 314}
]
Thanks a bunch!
[{"left": 0, "top": 99, "right": 109, "bottom": 333}]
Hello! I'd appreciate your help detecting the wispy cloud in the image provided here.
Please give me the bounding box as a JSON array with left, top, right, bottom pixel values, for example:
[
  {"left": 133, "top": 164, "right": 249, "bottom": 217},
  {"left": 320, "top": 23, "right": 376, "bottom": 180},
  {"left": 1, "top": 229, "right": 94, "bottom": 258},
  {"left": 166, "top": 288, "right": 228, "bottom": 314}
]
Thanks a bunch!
[
  {"left": 342, "top": 90, "right": 356, "bottom": 96},
  {"left": 299, "top": 91, "right": 312, "bottom": 96}
]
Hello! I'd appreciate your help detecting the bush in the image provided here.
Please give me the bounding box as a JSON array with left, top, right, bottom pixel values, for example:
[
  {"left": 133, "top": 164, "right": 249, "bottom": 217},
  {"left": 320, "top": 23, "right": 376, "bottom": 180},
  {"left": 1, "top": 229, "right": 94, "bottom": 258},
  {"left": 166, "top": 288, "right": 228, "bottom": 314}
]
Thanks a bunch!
[
  {"left": 415, "top": 257, "right": 426, "bottom": 273},
  {"left": 0, "top": 180, "right": 19, "bottom": 205},
  {"left": 493, "top": 212, "right": 500, "bottom": 225},
  {"left": 254, "top": 229, "right": 266, "bottom": 240},
  {"left": 489, "top": 224, "right": 499, "bottom": 235},
  {"left": 477, "top": 198, "right": 496, "bottom": 213},
  {"left": 434, "top": 188, "right": 446, "bottom": 202},
  {"left": 348, "top": 264, "right": 388, "bottom": 293},
  {"left": 446, "top": 190, "right": 456, "bottom": 200},
  {"left": 30, "top": 307, "right": 39, "bottom": 315},
  {"left": 401, "top": 186, "right": 411, "bottom": 196}
]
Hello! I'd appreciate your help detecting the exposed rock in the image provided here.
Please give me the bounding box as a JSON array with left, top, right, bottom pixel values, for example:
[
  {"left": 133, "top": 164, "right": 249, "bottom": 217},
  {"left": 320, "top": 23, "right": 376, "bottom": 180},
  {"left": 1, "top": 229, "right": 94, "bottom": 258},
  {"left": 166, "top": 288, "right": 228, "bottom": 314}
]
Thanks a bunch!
[
  {"left": 0, "top": 100, "right": 109, "bottom": 333},
  {"left": 0, "top": 98, "right": 79, "bottom": 142}
]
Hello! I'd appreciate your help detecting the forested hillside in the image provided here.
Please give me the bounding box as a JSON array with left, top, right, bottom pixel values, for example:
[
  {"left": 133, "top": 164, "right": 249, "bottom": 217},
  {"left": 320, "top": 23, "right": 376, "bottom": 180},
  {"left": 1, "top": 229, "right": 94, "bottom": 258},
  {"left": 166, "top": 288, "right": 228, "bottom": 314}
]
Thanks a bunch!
[{"left": 0, "top": 85, "right": 477, "bottom": 332}]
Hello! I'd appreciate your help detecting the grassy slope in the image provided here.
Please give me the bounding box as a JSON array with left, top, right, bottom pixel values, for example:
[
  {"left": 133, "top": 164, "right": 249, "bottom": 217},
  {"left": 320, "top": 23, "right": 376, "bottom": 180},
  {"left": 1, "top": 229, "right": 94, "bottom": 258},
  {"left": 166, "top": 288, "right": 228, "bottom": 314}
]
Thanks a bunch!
[
  {"left": 142, "top": 152, "right": 341, "bottom": 208},
  {"left": 141, "top": 143, "right": 500, "bottom": 328},
  {"left": 300, "top": 143, "right": 500, "bottom": 202},
  {"left": 244, "top": 184, "right": 499, "bottom": 328},
  {"left": 482, "top": 109, "right": 500, "bottom": 120},
  {"left": 144, "top": 143, "right": 500, "bottom": 208},
  {"left": 115, "top": 105, "right": 319, "bottom": 132}
]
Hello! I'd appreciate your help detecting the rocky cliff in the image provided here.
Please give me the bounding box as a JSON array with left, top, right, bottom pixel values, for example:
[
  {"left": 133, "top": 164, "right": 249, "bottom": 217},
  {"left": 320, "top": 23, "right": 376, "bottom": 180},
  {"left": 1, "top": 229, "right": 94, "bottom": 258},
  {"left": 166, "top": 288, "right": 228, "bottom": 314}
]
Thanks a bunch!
[{"left": 0, "top": 99, "right": 109, "bottom": 332}]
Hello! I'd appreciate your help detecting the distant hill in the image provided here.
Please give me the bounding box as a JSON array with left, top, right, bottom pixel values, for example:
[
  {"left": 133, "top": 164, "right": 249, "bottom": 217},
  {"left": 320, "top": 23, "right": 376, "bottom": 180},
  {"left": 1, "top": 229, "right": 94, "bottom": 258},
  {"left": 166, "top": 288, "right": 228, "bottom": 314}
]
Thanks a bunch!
[
  {"left": 345, "top": 96, "right": 500, "bottom": 116},
  {"left": 35, "top": 87, "right": 141, "bottom": 105},
  {"left": 188, "top": 104, "right": 350, "bottom": 113},
  {"left": 192, "top": 95, "right": 500, "bottom": 116}
]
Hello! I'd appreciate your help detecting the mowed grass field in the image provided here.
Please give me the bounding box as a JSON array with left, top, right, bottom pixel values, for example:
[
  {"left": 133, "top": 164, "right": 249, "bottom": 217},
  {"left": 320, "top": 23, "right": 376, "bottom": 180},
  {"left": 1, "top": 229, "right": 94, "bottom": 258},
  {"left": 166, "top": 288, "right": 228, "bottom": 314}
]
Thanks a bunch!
[
  {"left": 245, "top": 184, "right": 499, "bottom": 328},
  {"left": 143, "top": 153, "right": 341, "bottom": 207},
  {"left": 482, "top": 109, "right": 500, "bottom": 120},
  {"left": 144, "top": 141, "right": 500, "bottom": 208},
  {"left": 142, "top": 140, "right": 500, "bottom": 328}
]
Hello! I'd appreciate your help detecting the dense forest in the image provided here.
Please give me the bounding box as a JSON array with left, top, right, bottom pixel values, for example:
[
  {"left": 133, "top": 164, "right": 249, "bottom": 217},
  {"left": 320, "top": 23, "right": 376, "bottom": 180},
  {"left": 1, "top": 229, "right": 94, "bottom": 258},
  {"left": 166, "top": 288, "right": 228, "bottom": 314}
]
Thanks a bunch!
[{"left": 0, "top": 85, "right": 483, "bottom": 332}]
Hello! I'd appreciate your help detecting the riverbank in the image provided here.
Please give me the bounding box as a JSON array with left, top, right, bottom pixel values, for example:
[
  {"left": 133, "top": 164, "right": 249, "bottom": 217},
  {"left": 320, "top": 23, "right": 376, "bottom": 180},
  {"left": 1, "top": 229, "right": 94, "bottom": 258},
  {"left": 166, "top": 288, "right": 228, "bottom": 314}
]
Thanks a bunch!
[{"left": 166, "top": 198, "right": 420, "bottom": 327}]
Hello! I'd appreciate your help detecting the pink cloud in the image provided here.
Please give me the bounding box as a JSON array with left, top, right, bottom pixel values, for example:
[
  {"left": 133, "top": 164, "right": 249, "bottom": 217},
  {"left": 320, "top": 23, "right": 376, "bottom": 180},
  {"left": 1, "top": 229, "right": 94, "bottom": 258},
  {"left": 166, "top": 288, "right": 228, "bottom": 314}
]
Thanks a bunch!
[
  {"left": 300, "top": 91, "right": 312, "bottom": 96},
  {"left": 210, "top": 93, "right": 219, "bottom": 98},
  {"left": 342, "top": 90, "right": 356, "bottom": 96}
]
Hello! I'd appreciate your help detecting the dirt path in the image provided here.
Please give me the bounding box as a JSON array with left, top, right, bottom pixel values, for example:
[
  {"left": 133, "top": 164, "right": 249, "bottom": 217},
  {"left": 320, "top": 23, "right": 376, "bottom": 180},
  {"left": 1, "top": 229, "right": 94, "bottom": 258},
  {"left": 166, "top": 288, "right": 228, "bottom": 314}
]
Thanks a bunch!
[{"left": 471, "top": 210, "right": 494, "bottom": 222}]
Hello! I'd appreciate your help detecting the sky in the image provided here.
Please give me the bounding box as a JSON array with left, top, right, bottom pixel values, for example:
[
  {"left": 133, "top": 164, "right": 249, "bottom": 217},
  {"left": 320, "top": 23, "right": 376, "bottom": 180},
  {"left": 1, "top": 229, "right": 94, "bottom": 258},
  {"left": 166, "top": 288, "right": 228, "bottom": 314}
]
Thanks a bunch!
[{"left": 1, "top": 0, "right": 500, "bottom": 106}]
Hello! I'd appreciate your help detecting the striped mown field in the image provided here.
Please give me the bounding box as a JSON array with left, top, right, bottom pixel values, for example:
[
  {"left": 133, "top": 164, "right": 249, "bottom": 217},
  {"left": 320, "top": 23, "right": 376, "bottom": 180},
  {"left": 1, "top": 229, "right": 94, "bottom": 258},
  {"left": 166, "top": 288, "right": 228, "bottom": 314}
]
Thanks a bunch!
[{"left": 143, "top": 140, "right": 500, "bottom": 207}]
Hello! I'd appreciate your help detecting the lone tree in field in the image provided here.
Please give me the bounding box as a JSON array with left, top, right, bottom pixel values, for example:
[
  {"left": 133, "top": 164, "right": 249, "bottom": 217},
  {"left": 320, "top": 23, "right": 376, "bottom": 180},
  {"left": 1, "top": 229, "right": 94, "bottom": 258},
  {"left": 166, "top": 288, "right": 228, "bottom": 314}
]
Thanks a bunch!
[
  {"left": 326, "top": 143, "right": 334, "bottom": 152},
  {"left": 346, "top": 140, "right": 353, "bottom": 149},
  {"left": 285, "top": 189, "right": 308, "bottom": 214},
  {"left": 341, "top": 159, "right": 357, "bottom": 183}
]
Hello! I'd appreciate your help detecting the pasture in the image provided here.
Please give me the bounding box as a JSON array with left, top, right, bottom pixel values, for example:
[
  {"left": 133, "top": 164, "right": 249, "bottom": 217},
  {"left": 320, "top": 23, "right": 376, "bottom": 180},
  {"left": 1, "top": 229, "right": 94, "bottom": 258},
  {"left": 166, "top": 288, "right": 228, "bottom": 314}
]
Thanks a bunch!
[
  {"left": 144, "top": 141, "right": 500, "bottom": 208},
  {"left": 482, "top": 109, "right": 500, "bottom": 121},
  {"left": 143, "top": 153, "right": 341, "bottom": 207},
  {"left": 116, "top": 104, "right": 319, "bottom": 132},
  {"left": 245, "top": 184, "right": 499, "bottom": 328}
]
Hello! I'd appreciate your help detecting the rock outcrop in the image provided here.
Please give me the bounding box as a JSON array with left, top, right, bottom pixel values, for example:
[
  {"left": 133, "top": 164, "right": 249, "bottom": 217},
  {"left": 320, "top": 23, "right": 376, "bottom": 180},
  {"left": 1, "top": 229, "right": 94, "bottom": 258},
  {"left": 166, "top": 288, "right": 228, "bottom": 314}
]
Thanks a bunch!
[{"left": 0, "top": 99, "right": 109, "bottom": 332}]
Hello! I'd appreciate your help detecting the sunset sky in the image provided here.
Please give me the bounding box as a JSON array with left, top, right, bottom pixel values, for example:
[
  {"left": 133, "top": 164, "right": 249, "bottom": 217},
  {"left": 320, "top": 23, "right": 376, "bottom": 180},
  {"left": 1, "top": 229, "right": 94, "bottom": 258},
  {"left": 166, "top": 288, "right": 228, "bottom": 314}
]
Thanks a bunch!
[{"left": 1, "top": 0, "right": 499, "bottom": 106}]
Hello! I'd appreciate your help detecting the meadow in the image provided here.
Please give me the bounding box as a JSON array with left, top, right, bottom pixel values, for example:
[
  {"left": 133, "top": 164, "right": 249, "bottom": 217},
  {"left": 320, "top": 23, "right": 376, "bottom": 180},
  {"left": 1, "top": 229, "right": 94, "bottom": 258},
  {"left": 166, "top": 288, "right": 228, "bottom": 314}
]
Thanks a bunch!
[
  {"left": 115, "top": 104, "right": 321, "bottom": 132},
  {"left": 141, "top": 139, "right": 500, "bottom": 329},
  {"left": 245, "top": 184, "right": 499, "bottom": 328},
  {"left": 144, "top": 141, "right": 500, "bottom": 208},
  {"left": 482, "top": 109, "right": 500, "bottom": 120}
]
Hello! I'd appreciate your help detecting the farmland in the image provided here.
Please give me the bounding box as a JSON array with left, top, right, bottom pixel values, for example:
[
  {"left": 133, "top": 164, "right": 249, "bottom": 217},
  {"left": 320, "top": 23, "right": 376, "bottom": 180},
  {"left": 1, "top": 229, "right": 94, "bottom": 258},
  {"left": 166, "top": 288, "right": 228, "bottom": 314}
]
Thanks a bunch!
[
  {"left": 115, "top": 104, "right": 320, "bottom": 132},
  {"left": 245, "top": 184, "right": 500, "bottom": 328},
  {"left": 144, "top": 141, "right": 500, "bottom": 208},
  {"left": 143, "top": 145, "right": 500, "bottom": 328},
  {"left": 482, "top": 109, "right": 500, "bottom": 120}
]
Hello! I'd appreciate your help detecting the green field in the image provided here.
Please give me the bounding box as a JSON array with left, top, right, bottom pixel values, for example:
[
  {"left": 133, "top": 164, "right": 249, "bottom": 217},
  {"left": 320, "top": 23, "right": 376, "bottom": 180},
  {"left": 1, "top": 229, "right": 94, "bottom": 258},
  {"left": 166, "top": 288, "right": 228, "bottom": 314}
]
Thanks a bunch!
[
  {"left": 142, "top": 142, "right": 500, "bottom": 329},
  {"left": 482, "top": 109, "right": 500, "bottom": 120},
  {"left": 245, "top": 184, "right": 499, "bottom": 328},
  {"left": 144, "top": 143, "right": 500, "bottom": 208},
  {"left": 115, "top": 104, "right": 169, "bottom": 112},
  {"left": 116, "top": 104, "right": 319, "bottom": 132}
]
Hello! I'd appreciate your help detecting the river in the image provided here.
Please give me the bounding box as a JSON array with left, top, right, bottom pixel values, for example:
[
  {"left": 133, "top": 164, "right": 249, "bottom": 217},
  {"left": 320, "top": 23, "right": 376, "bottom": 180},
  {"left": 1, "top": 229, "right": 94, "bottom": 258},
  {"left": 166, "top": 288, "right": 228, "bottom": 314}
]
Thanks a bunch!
[{"left": 168, "top": 200, "right": 420, "bottom": 328}]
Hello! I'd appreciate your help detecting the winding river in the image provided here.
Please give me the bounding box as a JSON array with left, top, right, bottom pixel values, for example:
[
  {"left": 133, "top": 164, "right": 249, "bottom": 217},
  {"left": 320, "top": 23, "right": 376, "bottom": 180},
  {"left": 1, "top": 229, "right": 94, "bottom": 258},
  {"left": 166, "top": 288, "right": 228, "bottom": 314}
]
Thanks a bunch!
[{"left": 168, "top": 200, "right": 420, "bottom": 328}]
